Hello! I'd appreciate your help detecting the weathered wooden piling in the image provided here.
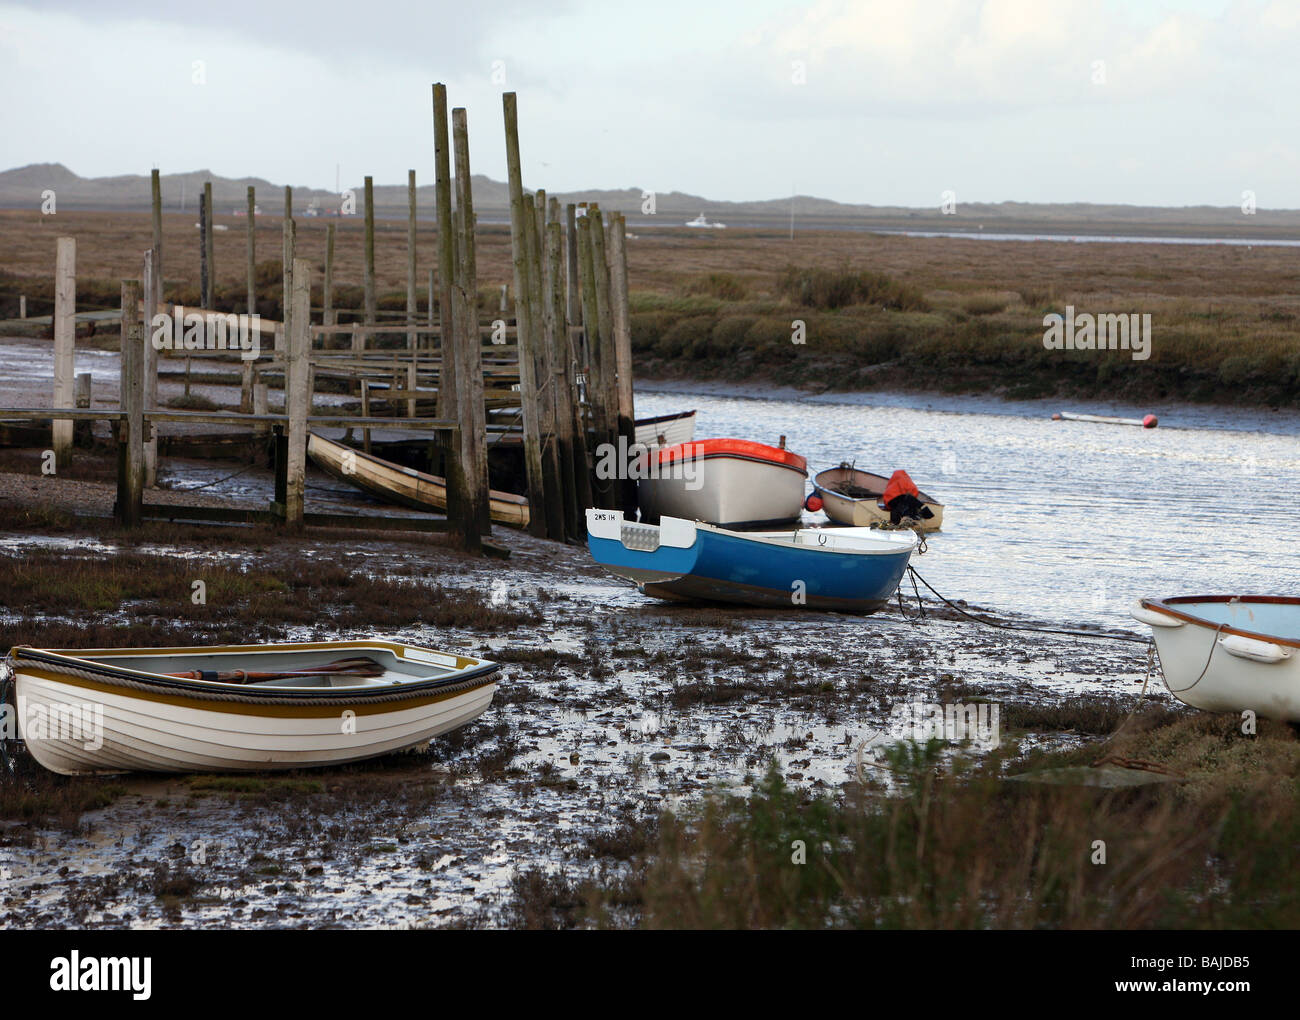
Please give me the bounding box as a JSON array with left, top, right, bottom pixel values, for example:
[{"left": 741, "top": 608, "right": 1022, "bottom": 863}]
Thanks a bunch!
[
  {"left": 203, "top": 181, "right": 215, "bottom": 307},
  {"left": 608, "top": 213, "right": 637, "bottom": 510},
  {"left": 281, "top": 216, "right": 295, "bottom": 355},
  {"left": 117, "top": 280, "right": 144, "bottom": 526},
  {"left": 451, "top": 104, "right": 492, "bottom": 540},
  {"left": 545, "top": 218, "right": 583, "bottom": 535},
  {"left": 52, "top": 236, "right": 76, "bottom": 467},
  {"left": 74, "top": 372, "right": 92, "bottom": 445},
  {"left": 284, "top": 257, "right": 312, "bottom": 526},
  {"left": 246, "top": 186, "right": 256, "bottom": 315},
  {"left": 198, "top": 190, "right": 210, "bottom": 309},
  {"left": 565, "top": 203, "right": 580, "bottom": 336},
  {"left": 589, "top": 206, "right": 620, "bottom": 453},
  {"left": 364, "top": 176, "right": 377, "bottom": 330},
  {"left": 577, "top": 212, "right": 614, "bottom": 508},
  {"left": 17, "top": 296, "right": 24, "bottom": 319},
  {"left": 323, "top": 222, "right": 335, "bottom": 346},
  {"left": 142, "top": 248, "right": 159, "bottom": 486},
  {"left": 151, "top": 170, "right": 164, "bottom": 307},
  {"left": 502, "top": 92, "right": 549, "bottom": 536},
  {"left": 530, "top": 192, "right": 566, "bottom": 541},
  {"left": 433, "top": 85, "right": 460, "bottom": 427},
  {"left": 407, "top": 169, "right": 418, "bottom": 353}
]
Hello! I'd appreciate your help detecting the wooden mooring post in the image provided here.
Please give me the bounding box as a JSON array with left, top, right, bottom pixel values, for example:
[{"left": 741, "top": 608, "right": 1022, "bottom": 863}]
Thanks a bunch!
[
  {"left": 53, "top": 236, "right": 76, "bottom": 467},
  {"left": 502, "top": 91, "right": 550, "bottom": 537},
  {"left": 246, "top": 185, "right": 256, "bottom": 315},
  {"left": 203, "top": 181, "right": 215, "bottom": 307},
  {"left": 407, "top": 169, "right": 418, "bottom": 354},
  {"left": 142, "top": 248, "right": 159, "bottom": 486},
  {"left": 151, "top": 169, "right": 164, "bottom": 307},
  {"left": 283, "top": 257, "right": 312, "bottom": 526},
  {"left": 115, "top": 280, "right": 144, "bottom": 526},
  {"left": 608, "top": 213, "right": 637, "bottom": 511},
  {"left": 198, "top": 190, "right": 210, "bottom": 310},
  {"left": 451, "top": 102, "right": 491, "bottom": 542},
  {"left": 364, "top": 176, "right": 377, "bottom": 330}
]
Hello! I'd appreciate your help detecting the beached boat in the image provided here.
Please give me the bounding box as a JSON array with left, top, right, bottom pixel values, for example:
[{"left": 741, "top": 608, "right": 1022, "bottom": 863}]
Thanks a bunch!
[
  {"left": 636, "top": 438, "right": 807, "bottom": 528},
  {"left": 812, "top": 464, "right": 945, "bottom": 531},
  {"left": 307, "top": 432, "right": 529, "bottom": 528},
  {"left": 1053, "top": 411, "right": 1158, "bottom": 428},
  {"left": 634, "top": 410, "right": 696, "bottom": 448},
  {"left": 1131, "top": 597, "right": 1300, "bottom": 721},
  {"left": 685, "top": 213, "right": 726, "bottom": 229},
  {"left": 587, "top": 508, "right": 916, "bottom": 612},
  {"left": 4, "top": 639, "right": 501, "bottom": 776}
]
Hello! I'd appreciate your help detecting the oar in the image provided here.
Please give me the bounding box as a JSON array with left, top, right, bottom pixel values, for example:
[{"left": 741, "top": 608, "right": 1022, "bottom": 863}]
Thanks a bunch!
[{"left": 165, "top": 656, "right": 386, "bottom": 684}]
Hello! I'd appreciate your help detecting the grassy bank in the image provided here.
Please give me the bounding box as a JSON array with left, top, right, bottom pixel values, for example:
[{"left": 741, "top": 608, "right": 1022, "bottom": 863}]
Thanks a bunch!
[{"left": 631, "top": 264, "right": 1300, "bottom": 407}]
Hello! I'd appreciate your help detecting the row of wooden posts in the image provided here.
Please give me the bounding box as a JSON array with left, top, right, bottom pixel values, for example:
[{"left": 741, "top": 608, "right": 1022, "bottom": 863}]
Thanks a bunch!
[{"left": 45, "top": 87, "right": 637, "bottom": 552}]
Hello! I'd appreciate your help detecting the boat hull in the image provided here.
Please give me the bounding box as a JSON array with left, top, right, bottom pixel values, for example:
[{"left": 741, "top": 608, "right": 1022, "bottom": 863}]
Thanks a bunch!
[
  {"left": 1132, "top": 596, "right": 1300, "bottom": 721},
  {"left": 637, "top": 439, "right": 807, "bottom": 527},
  {"left": 8, "top": 640, "right": 500, "bottom": 776},
  {"left": 634, "top": 410, "right": 696, "bottom": 449},
  {"left": 587, "top": 509, "right": 915, "bottom": 612},
  {"left": 812, "top": 467, "right": 944, "bottom": 532},
  {"left": 308, "top": 432, "right": 529, "bottom": 528}
]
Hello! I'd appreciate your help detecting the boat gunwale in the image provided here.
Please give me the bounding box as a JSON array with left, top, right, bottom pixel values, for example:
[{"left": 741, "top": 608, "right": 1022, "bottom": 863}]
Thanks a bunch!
[
  {"left": 1139, "top": 596, "right": 1300, "bottom": 651},
  {"left": 693, "top": 521, "right": 918, "bottom": 557},
  {"left": 812, "top": 467, "right": 944, "bottom": 508},
  {"left": 8, "top": 640, "right": 502, "bottom": 701},
  {"left": 645, "top": 438, "right": 808, "bottom": 474}
]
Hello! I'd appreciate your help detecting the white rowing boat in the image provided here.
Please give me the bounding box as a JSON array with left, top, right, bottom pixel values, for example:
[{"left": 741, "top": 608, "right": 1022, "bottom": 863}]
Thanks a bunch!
[
  {"left": 1130, "top": 597, "right": 1300, "bottom": 721},
  {"left": 3, "top": 639, "right": 500, "bottom": 776},
  {"left": 811, "top": 464, "right": 944, "bottom": 532},
  {"left": 634, "top": 410, "right": 696, "bottom": 448},
  {"left": 636, "top": 438, "right": 808, "bottom": 527}
]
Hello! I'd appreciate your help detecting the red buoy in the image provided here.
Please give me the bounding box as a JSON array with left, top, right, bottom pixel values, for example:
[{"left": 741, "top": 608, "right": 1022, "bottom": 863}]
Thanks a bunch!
[
  {"left": 1142, "top": 414, "right": 1158, "bottom": 428},
  {"left": 805, "top": 495, "right": 824, "bottom": 513}
]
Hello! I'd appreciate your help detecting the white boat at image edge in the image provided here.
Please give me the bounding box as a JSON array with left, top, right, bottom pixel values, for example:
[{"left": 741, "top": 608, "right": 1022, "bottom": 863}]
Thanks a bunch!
[
  {"left": 3, "top": 640, "right": 500, "bottom": 775},
  {"left": 1131, "top": 596, "right": 1300, "bottom": 721},
  {"left": 587, "top": 508, "right": 916, "bottom": 612}
]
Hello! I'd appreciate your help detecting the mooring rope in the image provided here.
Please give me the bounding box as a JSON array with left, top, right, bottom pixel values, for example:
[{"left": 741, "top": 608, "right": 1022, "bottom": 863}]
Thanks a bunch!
[{"left": 903, "top": 565, "right": 1150, "bottom": 645}]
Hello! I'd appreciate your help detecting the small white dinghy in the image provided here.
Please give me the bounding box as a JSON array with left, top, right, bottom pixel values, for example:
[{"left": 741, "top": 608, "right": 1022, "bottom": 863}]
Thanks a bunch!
[
  {"left": 3, "top": 640, "right": 500, "bottom": 775},
  {"left": 1131, "top": 597, "right": 1300, "bottom": 721}
]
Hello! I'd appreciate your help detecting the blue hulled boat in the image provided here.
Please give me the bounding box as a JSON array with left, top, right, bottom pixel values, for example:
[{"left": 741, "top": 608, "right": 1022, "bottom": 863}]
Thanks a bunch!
[{"left": 586, "top": 509, "right": 917, "bottom": 612}]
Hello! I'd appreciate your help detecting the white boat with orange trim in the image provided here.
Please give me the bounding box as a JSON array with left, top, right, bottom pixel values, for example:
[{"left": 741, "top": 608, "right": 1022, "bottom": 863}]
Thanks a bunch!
[
  {"left": 3, "top": 640, "right": 500, "bottom": 776},
  {"left": 636, "top": 438, "right": 808, "bottom": 528},
  {"left": 1130, "top": 597, "right": 1300, "bottom": 721}
]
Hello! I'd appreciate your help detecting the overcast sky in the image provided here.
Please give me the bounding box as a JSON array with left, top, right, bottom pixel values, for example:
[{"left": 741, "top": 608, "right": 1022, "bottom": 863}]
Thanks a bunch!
[{"left": 2, "top": 0, "right": 1297, "bottom": 208}]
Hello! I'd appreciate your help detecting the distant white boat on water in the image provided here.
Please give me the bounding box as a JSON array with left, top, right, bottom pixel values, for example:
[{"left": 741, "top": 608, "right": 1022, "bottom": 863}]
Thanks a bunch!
[{"left": 685, "top": 213, "right": 726, "bottom": 229}]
